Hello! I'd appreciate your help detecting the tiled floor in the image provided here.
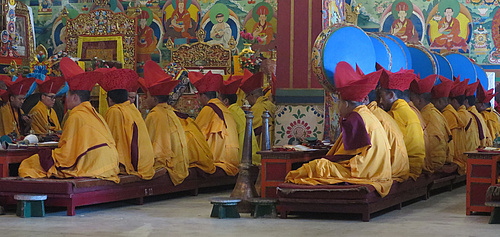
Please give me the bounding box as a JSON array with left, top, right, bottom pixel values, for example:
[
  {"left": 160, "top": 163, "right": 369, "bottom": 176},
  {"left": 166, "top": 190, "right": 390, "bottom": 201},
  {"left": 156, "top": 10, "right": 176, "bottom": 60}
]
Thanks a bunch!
[{"left": 0, "top": 185, "right": 497, "bottom": 237}]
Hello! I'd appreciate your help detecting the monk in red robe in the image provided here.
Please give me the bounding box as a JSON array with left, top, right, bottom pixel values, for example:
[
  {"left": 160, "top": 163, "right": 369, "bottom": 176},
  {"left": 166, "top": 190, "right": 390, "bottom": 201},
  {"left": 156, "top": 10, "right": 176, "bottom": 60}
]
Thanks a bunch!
[
  {"left": 390, "top": 1, "right": 419, "bottom": 43},
  {"left": 169, "top": 0, "right": 192, "bottom": 38},
  {"left": 430, "top": 8, "right": 468, "bottom": 51}
]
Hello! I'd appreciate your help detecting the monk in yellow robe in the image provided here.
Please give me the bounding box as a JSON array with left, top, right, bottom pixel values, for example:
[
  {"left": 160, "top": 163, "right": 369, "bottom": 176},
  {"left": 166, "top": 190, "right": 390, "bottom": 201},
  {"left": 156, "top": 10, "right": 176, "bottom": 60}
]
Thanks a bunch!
[
  {"left": 464, "top": 82, "right": 493, "bottom": 147},
  {"left": 367, "top": 94, "right": 409, "bottom": 182},
  {"left": 29, "top": 76, "right": 65, "bottom": 134},
  {"left": 19, "top": 58, "right": 119, "bottom": 182},
  {"left": 410, "top": 75, "right": 452, "bottom": 173},
  {"left": 142, "top": 61, "right": 189, "bottom": 185},
  {"left": 0, "top": 75, "right": 35, "bottom": 137},
  {"left": 431, "top": 78, "right": 467, "bottom": 174},
  {"left": 286, "top": 62, "right": 393, "bottom": 197},
  {"left": 219, "top": 76, "right": 261, "bottom": 165},
  {"left": 476, "top": 82, "right": 500, "bottom": 141},
  {"left": 100, "top": 69, "right": 155, "bottom": 180},
  {"left": 240, "top": 72, "right": 276, "bottom": 149},
  {"left": 377, "top": 67, "right": 425, "bottom": 180},
  {"left": 191, "top": 71, "right": 240, "bottom": 176},
  {"left": 482, "top": 107, "right": 500, "bottom": 140},
  {"left": 450, "top": 79, "right": 480, "bottom": 152},
  {"left": 175, "top": 111, "right": 217, "bottom": 174}
]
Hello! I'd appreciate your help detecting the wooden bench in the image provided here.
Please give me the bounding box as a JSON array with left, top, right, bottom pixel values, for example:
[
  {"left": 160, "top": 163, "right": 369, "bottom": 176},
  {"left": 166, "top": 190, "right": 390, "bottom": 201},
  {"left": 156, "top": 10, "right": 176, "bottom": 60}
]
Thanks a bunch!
[
  {"left": 0, "top": 167, "right": 242, "bottom": 216},
  {"left": 277, "top": 169, "right": 465, "bottom": 222}
]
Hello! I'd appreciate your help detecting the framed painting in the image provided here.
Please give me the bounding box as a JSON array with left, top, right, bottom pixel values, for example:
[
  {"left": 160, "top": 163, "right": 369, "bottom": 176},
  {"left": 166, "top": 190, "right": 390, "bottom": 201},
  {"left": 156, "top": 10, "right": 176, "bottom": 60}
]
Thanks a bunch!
[{"left": 77, "top": 36, "right": 124, "bottom": 63}]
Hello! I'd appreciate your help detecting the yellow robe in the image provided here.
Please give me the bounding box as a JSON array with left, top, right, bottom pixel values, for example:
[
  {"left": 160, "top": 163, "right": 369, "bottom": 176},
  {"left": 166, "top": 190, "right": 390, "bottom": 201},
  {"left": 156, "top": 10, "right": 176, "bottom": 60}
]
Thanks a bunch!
[
  {"left": 367, "top": 101, "right": 409, "bottom": 182},
  {"left": 29, "top": 101, "right": 62, "bottom": 134},
  {"left": 251, "top": 96, "right": 276, "bottom": 149},
  {"left": 19, "top": 101, "right": 120, "bottom": 183},
  {"left": 176, "top": 114, "right": 217, "bottom": 174},
  {"left": 195, "top": 98, "right": 240, "bottom": 176},
  {"left": 61, "top": 109, "right": 71, "bottom": 128},
  {"left": 442, "top": 104, "right": 467, "bottom": 175},
  {"left": 286, "top": 105, "right": 393, "bottom": 197},
  {"left": 481, "top": 108, "right": 500, "bottom": 141},
  {"left": 388, "top": 99, "right": 426, "bottom": 180},
  {"left": 458, "top": 105, "right": 480, "bottom": 152},
  {"left": 468, "top": 106, "right": 493, "bottom": 147},
  {"left": 105, "top": 102, "right": 155, "bottom": 180},
  {"left": 228, "top": 103, "right": 261, "bottom": 165},
  {"left": 409, "top": 101, "right": 431, "bottom": 161},
  {"left": 420, "top": 103, "right": 452, "bottom": 173},
  {"left": 145, "top": 103, "right": 189, "bottom": 185},
  {"left": 0, "top": 102, "right": 23, "bottom": 136}
]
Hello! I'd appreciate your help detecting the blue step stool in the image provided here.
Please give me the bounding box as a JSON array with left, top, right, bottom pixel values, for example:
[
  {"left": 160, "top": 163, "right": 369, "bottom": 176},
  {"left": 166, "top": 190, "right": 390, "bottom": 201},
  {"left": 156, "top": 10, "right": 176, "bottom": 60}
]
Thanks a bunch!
[
  {"left": 210, "top": 197, "right": 241, "bottom": 219},
  {"left": 249, "top": 198, "right": 278, "bottom": 218},
  {"left": 14, "top": 194, "right": 47, "bottom": 218}
]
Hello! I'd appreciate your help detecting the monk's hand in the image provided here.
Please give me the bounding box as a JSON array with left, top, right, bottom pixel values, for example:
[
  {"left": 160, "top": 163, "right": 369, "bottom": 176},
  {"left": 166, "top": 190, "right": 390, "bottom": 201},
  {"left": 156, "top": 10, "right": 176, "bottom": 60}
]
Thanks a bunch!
[{"left": 21, "top": 114, "right": 31, "bottom": 125}]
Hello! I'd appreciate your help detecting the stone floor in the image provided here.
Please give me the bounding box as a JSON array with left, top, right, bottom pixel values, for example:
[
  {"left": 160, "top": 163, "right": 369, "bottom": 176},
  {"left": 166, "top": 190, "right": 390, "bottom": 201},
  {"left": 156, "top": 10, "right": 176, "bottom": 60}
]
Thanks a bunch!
[{"left": 0, "top": 185, "right": 497, "bottom": 237}]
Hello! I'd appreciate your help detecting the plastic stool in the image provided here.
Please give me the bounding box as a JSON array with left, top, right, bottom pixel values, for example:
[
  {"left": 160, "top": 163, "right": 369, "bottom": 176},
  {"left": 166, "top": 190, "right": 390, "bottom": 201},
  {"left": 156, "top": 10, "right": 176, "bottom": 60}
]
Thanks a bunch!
[
  {"left": 210, "top": 197, "right": 241, "bottom": 219},
  {"left": 14, "top": 194, "right": 47, "bottom": 218},
  {"left": 249, "top": 198, "right": 278, "bottom": 218}
]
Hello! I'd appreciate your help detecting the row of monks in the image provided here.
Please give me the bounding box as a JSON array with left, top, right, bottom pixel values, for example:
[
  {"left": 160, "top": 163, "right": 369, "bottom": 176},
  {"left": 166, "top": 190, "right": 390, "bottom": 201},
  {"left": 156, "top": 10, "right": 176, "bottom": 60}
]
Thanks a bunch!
[
  {"left": 285, "top": 62, "right": 500, "bottom": 197},
  {"left": 0, "top": 58, "right": 275, "bottom": 185}
]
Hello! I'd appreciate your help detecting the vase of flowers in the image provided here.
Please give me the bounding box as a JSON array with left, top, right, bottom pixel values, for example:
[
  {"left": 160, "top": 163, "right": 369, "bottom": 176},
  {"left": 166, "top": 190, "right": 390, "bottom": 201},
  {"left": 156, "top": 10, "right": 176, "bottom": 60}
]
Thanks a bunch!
[{"left": 238, "top": 30, "right": 262, "bottom": 73}]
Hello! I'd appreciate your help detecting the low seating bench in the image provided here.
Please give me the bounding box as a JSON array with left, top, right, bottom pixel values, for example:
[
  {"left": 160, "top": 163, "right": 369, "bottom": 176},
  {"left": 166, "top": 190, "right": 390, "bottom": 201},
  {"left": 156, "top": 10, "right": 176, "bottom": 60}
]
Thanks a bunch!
[
  {"left": 0, "top": 167, "right": 242, "bottom": 216},
  {"left": 277, "top": 166, "right": 464, "bottom": 222}
]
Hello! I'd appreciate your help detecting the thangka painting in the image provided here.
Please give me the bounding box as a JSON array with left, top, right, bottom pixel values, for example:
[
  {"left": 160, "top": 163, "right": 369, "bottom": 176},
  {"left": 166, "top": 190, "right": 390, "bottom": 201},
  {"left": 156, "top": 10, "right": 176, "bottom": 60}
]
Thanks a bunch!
[
  {"left": 323, "top": 0, "right": 345, "bottom": 29},
  {"left": 163, "top": 0, "right": 201, "bottom": 44},
  {"left": 489, "top": 8, "right": 500, "bottom": 64},
  {"left": 379, "top": 0, "right": 425, "bottom": 44},
  {"left": 201, "top": 3, "right": 240, "bottom": 49},
  {"left": 426, "top": 0, "right": 472, "bottom": 53},
  {"left": 242, "top": 1, "right": 277, "bottom": 51},
  {"left": 136, "top": 7, "right": 163, "bottom": 64},
  {"left": 51, "top": 7, "right": 81, "bottom": 54}
]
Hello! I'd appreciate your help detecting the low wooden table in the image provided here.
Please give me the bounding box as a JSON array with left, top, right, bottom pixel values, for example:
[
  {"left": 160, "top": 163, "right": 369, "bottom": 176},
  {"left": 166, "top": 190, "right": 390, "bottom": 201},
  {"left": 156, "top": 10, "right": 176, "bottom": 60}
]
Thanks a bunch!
[
  {"left": 0, "top": 149, "right": 38, "bottom": 177},
  {"left": 465, "top": 151, "right": 500, "bottom": 215},
  {"left": 258, "top": 149, "right": 328, "bottom": 198}
]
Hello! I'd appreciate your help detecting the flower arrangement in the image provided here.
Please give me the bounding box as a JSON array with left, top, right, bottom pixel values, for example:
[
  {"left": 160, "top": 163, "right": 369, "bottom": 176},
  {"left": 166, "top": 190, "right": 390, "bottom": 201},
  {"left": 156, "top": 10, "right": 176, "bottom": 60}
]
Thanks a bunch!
[
  {"left": 239, "top": 30, "right": 263, "bottom": 45},
  {"left": 239, "top": 53, "right": 262, "bottom": 73}
]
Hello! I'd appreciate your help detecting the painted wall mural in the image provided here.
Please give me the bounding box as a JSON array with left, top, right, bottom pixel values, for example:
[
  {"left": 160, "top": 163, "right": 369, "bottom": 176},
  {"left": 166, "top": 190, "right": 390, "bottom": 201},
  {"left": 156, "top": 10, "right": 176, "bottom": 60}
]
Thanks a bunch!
[
  {"left": 274, "top": 105, "right": 325, "bottom": 146},
  {"left": 352, "top": 0, "right": 500, "bottom": 64},
  {"left": 24, "top": 0, "right": 279, "bottom": 67}
]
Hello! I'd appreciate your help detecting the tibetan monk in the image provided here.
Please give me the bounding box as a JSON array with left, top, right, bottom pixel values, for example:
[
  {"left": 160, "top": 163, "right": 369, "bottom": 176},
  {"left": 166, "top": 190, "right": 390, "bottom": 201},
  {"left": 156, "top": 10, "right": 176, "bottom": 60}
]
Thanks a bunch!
[
  {"left": 100, "top": 68, "right": 155, "bottom": 180},
  {"left": 410, "top": 75, "right": 452, "bottom": 174},
  {"left": 377, "top": 67, "right": 425, "bottom": 180},
  {"left": 170, "top": 71, "right": 216, "bottom": 175},
  {"left": 0, "top": 75, "right": 35, "bottom": 137},
  {"left": 476, "top": 82, "right": 500, "bottom": 141},
  {"left": 174, "top": 109, "right": 217, "bottom": 174},
  {"left": 450, "top": 79, "right": 480, "bottom": 153},
  {"left": 19, "top": 58, "right": 120, "bottom": 182},
  {"left": 240, "top": 72, "right": 276, "bottom": 149},
  {"left": 432, "top": 77, "right": 467, "bottom": 175},
  {"left": 465, "top": 82, "right": 492, "bottom": 147},
  {"left": 29, "top": 76, "right": 64, "bottom": 134},
  {"left": 142, "top": 61, "right": 189, "bottom": 185},
  {"left": 286, "top": 62, "right": 393, "bottom": 197},
  {"left": 367, "top": 89, "right": 409, "bottom": 182},
  {"left": 192, "top": 71, "right": 240, "bottom": 176},
  {"left": 219, "top": 75, "right": 261, "bottom": 165}
]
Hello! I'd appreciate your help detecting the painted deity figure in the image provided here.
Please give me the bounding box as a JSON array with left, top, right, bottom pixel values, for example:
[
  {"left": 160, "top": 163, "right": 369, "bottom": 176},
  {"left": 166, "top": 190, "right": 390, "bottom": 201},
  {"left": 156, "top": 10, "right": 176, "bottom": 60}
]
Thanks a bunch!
[
  {"left": 137, "top": 10, "right": 158, "bottom": 62},
  {"left": 169, "top": 0, "right": 192, "bottom": 38},
  {"left": 430, "top": 7, "right": 468, "bottom": 51},
  {"left": 390, "top": 1, "right": 419, "bottom": 43},
  {"left": 208, "top": 13, "right": 232, "bottom": 48},
  {"left": 252, "top": 5, "right": 273, "bottom": 45}
]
